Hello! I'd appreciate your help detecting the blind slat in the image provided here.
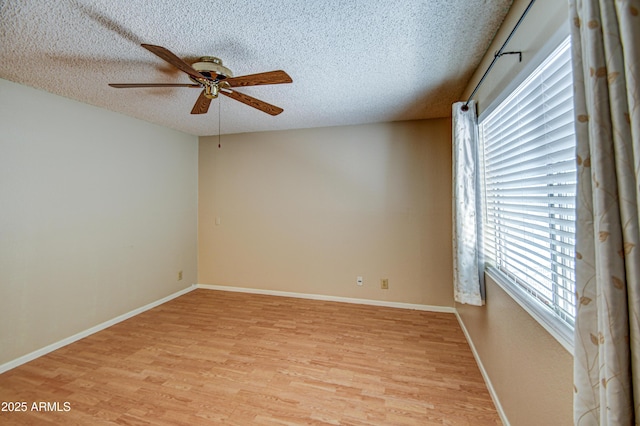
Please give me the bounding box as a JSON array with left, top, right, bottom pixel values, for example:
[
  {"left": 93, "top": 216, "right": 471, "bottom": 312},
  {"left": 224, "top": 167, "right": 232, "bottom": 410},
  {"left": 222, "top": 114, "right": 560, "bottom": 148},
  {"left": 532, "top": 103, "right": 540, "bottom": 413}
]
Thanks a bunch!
[
  {"left": 486, "top": 136, "right": 575, "bottom": 175},
  {"left": 483, "top": 201, "right": 576, "bottom": 217},
  {"left": 488, "top": 220, "right": 576, "bottom": 253},
  {"left": 487, "top": 158, "right": 575, "bottom": 183},
  {"left": 486, "top": 211, "right": 576, "bottom": 240},
  {"left": 484, "top": 95, "right": 575, "bottom": 152}
]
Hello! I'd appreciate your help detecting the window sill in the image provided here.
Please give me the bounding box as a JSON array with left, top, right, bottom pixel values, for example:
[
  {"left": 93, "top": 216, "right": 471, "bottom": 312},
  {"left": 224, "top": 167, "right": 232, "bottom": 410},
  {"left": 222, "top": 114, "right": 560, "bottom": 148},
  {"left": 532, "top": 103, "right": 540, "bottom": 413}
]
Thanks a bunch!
[{"left": 485, "top": 266, "right": 574, "bottom": 354}]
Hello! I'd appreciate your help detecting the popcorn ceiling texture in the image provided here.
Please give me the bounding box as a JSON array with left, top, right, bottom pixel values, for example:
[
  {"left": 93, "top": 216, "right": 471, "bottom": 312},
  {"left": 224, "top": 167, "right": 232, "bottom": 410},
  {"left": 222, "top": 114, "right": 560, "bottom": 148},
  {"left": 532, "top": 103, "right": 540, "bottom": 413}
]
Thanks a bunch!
[{"left": 0, "top": 0, "right": 512, "bottom": 136}]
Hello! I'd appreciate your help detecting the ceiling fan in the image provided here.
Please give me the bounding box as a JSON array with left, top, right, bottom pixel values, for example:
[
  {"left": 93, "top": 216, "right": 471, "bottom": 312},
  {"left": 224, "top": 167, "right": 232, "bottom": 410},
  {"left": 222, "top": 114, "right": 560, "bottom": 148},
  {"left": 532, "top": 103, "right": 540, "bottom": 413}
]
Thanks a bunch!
[{"left": 109, "top": 44, "right": 292, "bottom": 116}]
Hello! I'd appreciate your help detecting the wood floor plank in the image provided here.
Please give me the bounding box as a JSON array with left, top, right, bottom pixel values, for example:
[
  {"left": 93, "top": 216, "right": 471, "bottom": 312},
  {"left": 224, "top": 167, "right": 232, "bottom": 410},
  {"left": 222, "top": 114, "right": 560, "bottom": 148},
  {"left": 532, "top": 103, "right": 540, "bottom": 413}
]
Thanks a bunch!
[{"left": 0, "top": 290, "right": 501, "bottom": 425}]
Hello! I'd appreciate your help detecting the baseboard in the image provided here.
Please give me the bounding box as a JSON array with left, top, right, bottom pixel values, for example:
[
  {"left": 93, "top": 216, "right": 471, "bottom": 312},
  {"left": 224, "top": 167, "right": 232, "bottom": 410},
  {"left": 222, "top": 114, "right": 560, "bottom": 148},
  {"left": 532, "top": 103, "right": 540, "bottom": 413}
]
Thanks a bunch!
[
  {"left": 195, "top": 284, "right": 456, "bottom": 313},
  {"left": 0, "top": 285, "right": 196, "bottom": 374},
  {"left": 455, "top": 311, "right": 510, "bottom": 426}
]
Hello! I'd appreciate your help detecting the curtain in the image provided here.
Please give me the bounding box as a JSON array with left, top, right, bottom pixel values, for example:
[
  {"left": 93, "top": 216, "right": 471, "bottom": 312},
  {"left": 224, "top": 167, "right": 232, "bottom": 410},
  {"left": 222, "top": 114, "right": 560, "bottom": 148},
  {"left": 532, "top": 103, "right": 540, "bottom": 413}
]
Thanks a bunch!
[
  {"left": 452, "top": 101, "right": 483, "bottom": 306},
  {"left": 570, "top": 0, "right": 640, "bottom": 424}
]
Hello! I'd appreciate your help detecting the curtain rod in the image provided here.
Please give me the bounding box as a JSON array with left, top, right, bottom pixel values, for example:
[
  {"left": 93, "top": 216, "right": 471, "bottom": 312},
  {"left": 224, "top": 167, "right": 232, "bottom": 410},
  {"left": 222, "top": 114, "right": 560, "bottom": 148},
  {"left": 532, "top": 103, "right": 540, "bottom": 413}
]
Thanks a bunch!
[{"left": 461, "top": 0, "right": 537, "bottom": 111}]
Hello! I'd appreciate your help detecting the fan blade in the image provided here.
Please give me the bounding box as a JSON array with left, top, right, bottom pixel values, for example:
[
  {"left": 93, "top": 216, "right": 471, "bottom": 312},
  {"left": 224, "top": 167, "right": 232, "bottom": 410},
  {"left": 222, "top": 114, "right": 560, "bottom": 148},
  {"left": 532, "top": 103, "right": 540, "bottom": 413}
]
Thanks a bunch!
[
  {"left": 109, "top": 83, "right": 200, "bottom": 88},
  {"left": 141, "top": 44, "right": 205, "bottom": 80},
  {"left": 191, "top": 90, "right": 212, "bottom": 115},
  {"left": 225, "top": 70, "right": 292, "bottom": 87},
  {"left": 221, "top": 89, "right": 283, "bottom": 116}
]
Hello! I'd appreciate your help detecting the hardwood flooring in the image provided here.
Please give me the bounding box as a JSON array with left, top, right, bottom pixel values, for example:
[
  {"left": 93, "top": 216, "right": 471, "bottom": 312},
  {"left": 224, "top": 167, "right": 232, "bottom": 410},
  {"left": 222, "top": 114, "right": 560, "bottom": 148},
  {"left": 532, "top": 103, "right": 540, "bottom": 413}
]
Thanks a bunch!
[{"left": 0, "top": 290, "right": 501, "bottom": 425}]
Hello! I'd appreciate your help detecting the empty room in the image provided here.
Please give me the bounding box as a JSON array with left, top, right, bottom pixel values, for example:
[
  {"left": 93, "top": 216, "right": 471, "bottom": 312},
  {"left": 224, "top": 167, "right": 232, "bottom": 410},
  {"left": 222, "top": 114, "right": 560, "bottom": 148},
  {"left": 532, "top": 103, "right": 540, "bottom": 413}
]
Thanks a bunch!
[{"left": 2, "top": 0, "right": 638, "bottom": 425}]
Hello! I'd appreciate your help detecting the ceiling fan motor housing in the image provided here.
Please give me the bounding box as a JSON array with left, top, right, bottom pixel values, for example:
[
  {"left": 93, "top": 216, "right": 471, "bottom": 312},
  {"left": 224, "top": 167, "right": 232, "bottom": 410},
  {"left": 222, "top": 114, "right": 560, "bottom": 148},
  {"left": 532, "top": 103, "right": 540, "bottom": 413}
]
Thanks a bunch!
[{"left": 191, "top": 56, "right": 233, "bottom": 81}]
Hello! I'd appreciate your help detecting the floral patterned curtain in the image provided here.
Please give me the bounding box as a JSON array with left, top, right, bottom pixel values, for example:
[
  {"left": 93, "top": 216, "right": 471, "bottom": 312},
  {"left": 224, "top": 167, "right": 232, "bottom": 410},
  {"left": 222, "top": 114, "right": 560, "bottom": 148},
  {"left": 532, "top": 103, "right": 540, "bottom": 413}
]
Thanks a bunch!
[
  {"left": 570, "top": 0, "right": 640, "bottom": 424},
  {"left": 452, "top": 101, "right": 483, "bottom": 306}
]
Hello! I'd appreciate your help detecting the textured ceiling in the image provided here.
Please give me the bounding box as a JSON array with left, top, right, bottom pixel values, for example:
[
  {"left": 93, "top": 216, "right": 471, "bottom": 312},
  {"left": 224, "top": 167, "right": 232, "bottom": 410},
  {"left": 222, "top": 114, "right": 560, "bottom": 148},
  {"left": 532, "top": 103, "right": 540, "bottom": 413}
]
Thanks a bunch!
[{"left": 0, "top": 0, "right": 512, "bottom": 136}]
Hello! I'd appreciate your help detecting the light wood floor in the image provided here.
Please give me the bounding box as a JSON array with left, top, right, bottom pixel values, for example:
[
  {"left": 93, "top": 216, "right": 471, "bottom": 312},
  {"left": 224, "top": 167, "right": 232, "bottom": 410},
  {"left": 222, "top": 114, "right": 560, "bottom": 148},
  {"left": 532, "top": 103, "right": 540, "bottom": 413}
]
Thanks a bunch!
[{"left": 0, "top": 290, "right": 501, "bottom": 425}]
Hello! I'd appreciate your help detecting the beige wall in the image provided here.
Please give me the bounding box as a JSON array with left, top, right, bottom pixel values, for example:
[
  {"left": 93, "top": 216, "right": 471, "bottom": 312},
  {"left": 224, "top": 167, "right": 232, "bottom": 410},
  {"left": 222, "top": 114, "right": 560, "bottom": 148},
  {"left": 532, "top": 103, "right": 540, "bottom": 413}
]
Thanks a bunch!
[
  {"left": 457, "top": 0, "right": 574, "bottom": 424},
  {"left": 199, "top": 119, "right": 453, "bottom": 307},
  {"left": 0, "top": 79, "right": 198, "bottom": 366},
  {"left": 458, "top": 277, "right": 573, "bottom": 425}
]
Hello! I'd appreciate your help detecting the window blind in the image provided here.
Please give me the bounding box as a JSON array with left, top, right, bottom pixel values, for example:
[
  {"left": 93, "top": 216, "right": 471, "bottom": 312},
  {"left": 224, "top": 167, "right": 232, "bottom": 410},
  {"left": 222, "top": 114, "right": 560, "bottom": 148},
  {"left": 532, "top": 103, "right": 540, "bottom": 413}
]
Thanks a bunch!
[{"left": 479, "top": 38, "right": 576, "bottom": 327}]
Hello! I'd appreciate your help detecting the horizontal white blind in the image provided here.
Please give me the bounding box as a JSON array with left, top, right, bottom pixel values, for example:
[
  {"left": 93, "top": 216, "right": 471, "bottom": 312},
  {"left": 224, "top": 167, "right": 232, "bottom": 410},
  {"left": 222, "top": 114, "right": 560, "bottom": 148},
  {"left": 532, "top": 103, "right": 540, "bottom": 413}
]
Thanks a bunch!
[{"left": 479, "top": 38, "right": 576, "bottom": 327}]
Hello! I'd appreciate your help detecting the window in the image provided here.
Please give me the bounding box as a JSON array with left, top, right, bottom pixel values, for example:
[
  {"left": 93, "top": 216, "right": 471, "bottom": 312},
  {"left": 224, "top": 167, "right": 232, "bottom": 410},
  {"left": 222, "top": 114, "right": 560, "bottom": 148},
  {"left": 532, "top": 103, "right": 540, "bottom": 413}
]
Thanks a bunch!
[{"left": 479, "top": 37, "right": 576, "bottom": 344}]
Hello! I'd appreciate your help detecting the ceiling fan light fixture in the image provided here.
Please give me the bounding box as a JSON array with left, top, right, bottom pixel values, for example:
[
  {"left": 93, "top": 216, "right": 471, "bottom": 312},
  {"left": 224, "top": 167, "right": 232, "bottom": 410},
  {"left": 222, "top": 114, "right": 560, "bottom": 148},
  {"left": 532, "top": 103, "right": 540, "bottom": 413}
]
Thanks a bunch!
[
  {"left": 191, "top": 56, "right": 233, "bottom": 79},
  {"left": 203, "top": 83, "right": 219, "bottom": 99}
]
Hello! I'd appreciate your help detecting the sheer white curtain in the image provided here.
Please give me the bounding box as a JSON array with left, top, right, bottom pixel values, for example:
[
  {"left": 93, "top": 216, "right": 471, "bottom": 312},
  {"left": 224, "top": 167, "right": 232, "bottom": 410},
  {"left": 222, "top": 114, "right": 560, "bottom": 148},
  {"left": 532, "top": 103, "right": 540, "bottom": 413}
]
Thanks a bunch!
[
  {"left": 570, "top": 0, "right": 640, "bottom": 424},
  {"left": 452, "top": 101, "right": 483, "bottom": 306}
]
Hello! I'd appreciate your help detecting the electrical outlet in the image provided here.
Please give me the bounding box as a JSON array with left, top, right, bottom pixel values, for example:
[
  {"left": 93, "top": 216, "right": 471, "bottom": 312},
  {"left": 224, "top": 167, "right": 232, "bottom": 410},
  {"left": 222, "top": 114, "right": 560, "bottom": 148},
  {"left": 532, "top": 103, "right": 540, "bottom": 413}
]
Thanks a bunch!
[
  {"left": 357, "top": 276, "right": 363, "bottom": 286},
  {"left": 177, "top": 270, "right": 183, "bottom": 281},
  {"left": 381, "top": 278, "right": 389, "bottom": 289}
]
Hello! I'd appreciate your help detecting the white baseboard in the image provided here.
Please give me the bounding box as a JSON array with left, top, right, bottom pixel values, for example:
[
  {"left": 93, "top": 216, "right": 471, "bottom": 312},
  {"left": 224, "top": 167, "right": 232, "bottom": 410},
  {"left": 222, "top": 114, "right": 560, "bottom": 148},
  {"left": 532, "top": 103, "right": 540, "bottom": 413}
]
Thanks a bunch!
[
  {"left": 195, "top": 284, "right": 456, "bottom": 313},
  {"left": 455, "top": 311, "right": 510, "bottom": 426},
  {"left": 0, "top": 285, "right": 195, "bottom": 374}
]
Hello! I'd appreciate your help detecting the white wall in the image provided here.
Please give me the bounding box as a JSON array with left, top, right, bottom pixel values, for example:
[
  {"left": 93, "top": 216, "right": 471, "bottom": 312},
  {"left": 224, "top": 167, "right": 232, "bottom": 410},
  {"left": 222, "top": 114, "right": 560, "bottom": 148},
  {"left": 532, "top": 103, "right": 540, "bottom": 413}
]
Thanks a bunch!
[{"left": 0, "top": 78, "right": 198, "bottom": 366}]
